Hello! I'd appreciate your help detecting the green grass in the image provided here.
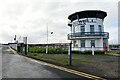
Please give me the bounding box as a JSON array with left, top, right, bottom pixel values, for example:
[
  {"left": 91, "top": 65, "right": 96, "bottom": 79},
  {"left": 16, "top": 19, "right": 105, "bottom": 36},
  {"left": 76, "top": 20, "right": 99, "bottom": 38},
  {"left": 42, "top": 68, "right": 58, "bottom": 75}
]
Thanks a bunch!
[
  {"left": 27, "top": 53, "right": 92, "bottom": 66},
  {"left": 27, "top": 52, "right": 114, "bottom": 67},
  {"left": 24, "top": 52, "right": 118, "bottom": 78},
  {"left": 72, "top": 58, "right": 91, "bottom": 63},
  {"left": 27, "top": 47, "right": 113, "bottom": 67}
]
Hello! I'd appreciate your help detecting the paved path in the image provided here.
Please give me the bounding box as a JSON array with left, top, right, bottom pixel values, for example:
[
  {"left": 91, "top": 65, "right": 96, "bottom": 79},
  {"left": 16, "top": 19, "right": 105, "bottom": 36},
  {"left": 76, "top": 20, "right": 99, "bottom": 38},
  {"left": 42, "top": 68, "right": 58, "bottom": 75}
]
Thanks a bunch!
[{"left": 2, "top": 46, "right": 89, "bottom": 79}]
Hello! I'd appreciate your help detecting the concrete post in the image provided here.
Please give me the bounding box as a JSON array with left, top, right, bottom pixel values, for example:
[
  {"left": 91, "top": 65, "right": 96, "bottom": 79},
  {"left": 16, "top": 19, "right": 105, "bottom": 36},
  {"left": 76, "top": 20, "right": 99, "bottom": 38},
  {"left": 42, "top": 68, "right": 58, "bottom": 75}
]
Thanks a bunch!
[
  {"left": 92, "top": 46, "right": 94, "bottom": 55},
  {"left": 68, "top": 45, "right": 70, "bottom": 55}
]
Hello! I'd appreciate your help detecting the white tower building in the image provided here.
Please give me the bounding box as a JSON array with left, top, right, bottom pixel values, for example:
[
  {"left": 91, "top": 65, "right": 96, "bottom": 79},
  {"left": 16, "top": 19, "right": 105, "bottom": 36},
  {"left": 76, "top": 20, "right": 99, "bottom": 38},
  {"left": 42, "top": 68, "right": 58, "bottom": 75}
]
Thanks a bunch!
[{"left": 68, "top": 10, "right": 109, "bottom": 51}]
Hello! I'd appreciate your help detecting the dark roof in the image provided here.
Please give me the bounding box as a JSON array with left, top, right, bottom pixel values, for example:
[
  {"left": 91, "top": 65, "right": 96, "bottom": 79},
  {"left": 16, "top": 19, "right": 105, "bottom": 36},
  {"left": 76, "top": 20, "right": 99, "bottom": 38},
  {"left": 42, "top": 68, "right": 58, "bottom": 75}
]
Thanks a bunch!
[{"left": 68, "top": 10, "right": 107, "bottom": 21}]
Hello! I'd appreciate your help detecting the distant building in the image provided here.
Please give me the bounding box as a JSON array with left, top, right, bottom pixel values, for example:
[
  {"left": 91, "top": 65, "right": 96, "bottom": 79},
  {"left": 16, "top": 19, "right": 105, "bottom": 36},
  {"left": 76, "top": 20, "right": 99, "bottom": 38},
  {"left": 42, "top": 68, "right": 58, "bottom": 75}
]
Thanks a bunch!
[
  {"left": 109, "top": 44, "right": 120, "bottom": 50},
  {"left": 8, "top": 43, "right": 17, "bottom": 50},
  {"left": 67, "top": 10, "right": 109, "bottom": 51}
]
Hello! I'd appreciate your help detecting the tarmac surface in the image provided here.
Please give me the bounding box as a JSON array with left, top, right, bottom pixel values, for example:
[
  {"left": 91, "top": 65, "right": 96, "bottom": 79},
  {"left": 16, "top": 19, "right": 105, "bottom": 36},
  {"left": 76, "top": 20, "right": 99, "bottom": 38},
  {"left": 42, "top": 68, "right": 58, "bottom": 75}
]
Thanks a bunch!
[{"left": 2, "top": 46, "right": 89, "bottom": 79}]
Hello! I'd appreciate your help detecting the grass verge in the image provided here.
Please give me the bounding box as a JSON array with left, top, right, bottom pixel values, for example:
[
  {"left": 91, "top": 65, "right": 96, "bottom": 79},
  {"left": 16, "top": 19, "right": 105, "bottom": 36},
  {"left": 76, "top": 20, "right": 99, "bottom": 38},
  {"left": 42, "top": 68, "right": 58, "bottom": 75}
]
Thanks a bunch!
[{"left": 27, "top": 53, "right": 95, "bottom": 66}]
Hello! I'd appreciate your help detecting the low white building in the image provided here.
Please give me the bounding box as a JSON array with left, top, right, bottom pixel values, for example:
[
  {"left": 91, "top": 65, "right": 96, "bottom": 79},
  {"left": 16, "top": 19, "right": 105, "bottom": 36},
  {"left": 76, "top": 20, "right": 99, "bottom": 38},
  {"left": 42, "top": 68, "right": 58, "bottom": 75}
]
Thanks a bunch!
[
  {"left": 8, "top": 43, "right": 17, "bottom": 50},
  {"left": 68, "top": 10, "right": 109, "bottom": 51}
]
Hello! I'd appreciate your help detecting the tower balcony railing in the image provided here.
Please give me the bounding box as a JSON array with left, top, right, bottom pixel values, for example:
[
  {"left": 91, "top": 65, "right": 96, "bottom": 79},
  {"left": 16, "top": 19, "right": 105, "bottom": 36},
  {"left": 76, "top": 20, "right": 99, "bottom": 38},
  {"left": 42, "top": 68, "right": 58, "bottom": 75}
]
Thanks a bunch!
[{"left": 68, "top": 32, "right": 109, "bottom": 39}]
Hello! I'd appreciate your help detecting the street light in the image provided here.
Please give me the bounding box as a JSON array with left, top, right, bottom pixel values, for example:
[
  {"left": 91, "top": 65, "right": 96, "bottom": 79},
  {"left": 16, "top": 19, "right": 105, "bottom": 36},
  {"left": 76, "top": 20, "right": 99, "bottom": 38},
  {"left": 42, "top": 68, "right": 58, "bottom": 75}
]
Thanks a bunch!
[
  {"left": 46, "top": 24, "right": 48, "bottom": 54},
  {"left": 46, "top": 24, "right": 53, "bottom": 54},
  {"left": 14, "top": 35, "right": 16, "bottom": 43}
]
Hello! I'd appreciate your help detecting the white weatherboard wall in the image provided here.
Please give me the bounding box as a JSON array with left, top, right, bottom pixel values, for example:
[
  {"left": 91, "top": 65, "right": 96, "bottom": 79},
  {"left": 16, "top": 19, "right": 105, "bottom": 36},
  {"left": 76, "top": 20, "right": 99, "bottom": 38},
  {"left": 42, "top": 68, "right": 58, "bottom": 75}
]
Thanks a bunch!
[
  {"left": 71, "top": 18, "right": 107, "bottom": 51},
  {"left": 72, "top": 18, "right": 104, "bottom": 33},
  {"left": 76, "top": 39, "right": 103, "bottom": 51},
  {"left": 68, "top": 11, "right": 109, "bottom": 51}
]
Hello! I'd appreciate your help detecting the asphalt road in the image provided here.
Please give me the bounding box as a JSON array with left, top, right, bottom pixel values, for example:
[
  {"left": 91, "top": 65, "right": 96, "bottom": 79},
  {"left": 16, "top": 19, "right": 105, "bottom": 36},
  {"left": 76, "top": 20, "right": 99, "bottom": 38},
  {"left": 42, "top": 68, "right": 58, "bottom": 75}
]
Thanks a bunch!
[{"left": 2, "top": 46, "right": 89, "bottom": 79}]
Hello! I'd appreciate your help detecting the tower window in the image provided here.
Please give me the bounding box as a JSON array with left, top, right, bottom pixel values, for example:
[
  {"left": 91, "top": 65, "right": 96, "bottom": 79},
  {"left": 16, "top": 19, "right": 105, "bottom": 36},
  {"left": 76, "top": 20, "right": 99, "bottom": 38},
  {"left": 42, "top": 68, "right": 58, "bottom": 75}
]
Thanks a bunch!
[
  {"left": 81, "top": 26, "right": 85, "bottom": 35},
  {"left": 91, "top": 40, "right": 95, "bottom": 47},
  {"left": 81, "top": 40, "right": 85, "bottom": 47},
  {"left": 90, "top": 25, "right": 94, "bottom": 33},
  {"left": 98, "top": 25, "right": 102, "bottom": 32},
  {"left": 81, "top": 26, "right": 85, "bottom": 32}
]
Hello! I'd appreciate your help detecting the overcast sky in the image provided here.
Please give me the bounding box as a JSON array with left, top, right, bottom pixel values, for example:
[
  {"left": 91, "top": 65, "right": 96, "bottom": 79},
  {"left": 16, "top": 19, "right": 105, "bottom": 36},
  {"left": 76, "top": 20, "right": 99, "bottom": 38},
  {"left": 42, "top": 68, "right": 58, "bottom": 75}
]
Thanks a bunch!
[{"left": 0, "top": 0, "right": 119, "bottom": 44}]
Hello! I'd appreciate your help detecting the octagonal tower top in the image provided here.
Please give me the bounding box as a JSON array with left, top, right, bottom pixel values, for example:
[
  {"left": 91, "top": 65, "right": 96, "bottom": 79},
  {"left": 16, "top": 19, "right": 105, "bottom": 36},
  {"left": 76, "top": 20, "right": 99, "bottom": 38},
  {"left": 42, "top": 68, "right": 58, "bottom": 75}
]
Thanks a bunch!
[{"left": 68, "top": 10, "right": 107, "bottom": 22}]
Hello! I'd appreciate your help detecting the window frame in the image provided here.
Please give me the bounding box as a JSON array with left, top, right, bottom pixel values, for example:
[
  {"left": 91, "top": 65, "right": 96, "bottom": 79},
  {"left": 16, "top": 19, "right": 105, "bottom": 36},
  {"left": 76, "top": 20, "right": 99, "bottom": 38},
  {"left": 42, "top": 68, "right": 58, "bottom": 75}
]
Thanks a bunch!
[
  {"left": 91, "top": 40, "right": 95, "bottom": 47},
  {"left": 90, "top": 25, "right": 94, "bottom": 33},
  {"left": 81, "top": 39, "right": 85, "bottom": 48},
  {"left": 98, "top": 25, "right": 102, "bottom": 32},
  {"left": 81, "top": 26, "right": 85, "bottom": 32}
]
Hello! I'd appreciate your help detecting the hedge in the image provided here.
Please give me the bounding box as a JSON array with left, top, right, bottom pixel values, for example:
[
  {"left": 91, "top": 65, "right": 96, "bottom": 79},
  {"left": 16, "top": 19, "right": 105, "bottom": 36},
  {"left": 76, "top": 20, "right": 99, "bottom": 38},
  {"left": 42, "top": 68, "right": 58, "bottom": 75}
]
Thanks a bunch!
[
  {"left": 28, "top": 47, "right": 68, "bottom": 54},
  {"left": 72, "top": 50, "right": 104, "bottom": 54},
  {"left": 28, "top": 47, "right": 104, "bottom": 54},
  {"left": 28, "top": 47, "right": 46, "bottom": 53}
]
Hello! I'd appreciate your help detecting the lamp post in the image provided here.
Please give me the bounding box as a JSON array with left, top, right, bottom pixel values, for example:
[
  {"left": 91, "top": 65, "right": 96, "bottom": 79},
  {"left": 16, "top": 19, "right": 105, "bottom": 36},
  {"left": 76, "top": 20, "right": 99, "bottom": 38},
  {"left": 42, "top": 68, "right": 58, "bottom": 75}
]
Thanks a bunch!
[
  {"left": 46, "top": 24, "right": 53, "bottom": 54},
  {"left": 14, "top": 35, "right": 16, "bottom": 43},
  {"left": 46, "top": 24, "right": 48, "bottom": 54}
]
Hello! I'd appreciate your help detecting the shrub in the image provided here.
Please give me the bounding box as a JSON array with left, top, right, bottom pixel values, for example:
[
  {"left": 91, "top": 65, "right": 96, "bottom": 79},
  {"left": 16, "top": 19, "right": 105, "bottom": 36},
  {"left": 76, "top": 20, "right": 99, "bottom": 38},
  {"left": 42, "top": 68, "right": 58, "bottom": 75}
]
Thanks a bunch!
[
  {"left": 62, "top": 50, "right": 68, "bottom": 54},
  {"left": 34, "top": 53, "right": 37, "bottom": 56},
  {"left": 117, "top": 51, "right": 120, "bottom": 54},
  {"left": 94, "top": 50, "right": 104, "bottom": 54},
  {"left": 71, "top": 50, "right": 104, "bottom": 54},
  {"left": 48, "top": 48, "right": 56, "bottom": 54},
  {"left": 72, "top": 51, "right": 83, "bottom": 54},
  {"left": 30, "top": 51, "right": 33, "bottom": 53},
  {"left": 56, "top": 48, "right": 62, "bottom": 54},
  {"left": 48, "top": 48, "right": 66, "bottom": 54},
  {"left": 28, "top": 47, "right": 46, "bottom": 53},
  {"left": 82, "top": 50, "right": 104, "bottom": 54},
  {"left": 28, "top": 47, "right": 68, "bottom": 54},
  {"left": 38, "top": 48, "right": 46, "bottom": 53},
  {"left": 83, "top": 50, "right": 92, "bottom": 54}
]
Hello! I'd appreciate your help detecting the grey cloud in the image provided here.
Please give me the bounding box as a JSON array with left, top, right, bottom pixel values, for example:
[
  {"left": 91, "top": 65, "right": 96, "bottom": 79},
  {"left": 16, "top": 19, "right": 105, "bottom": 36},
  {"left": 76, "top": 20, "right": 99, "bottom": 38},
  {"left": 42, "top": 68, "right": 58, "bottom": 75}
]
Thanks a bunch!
[{"left": 0, "top": 1, "right": 118, "bottom": 44}]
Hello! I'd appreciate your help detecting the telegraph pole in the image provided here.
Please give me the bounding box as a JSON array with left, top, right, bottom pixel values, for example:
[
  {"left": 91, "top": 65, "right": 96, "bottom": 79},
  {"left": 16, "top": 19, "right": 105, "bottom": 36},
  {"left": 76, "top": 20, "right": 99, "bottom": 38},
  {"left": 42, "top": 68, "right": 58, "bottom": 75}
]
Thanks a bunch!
[{"left": 45, "top": 24, "right": 53, "bottom": 54}]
